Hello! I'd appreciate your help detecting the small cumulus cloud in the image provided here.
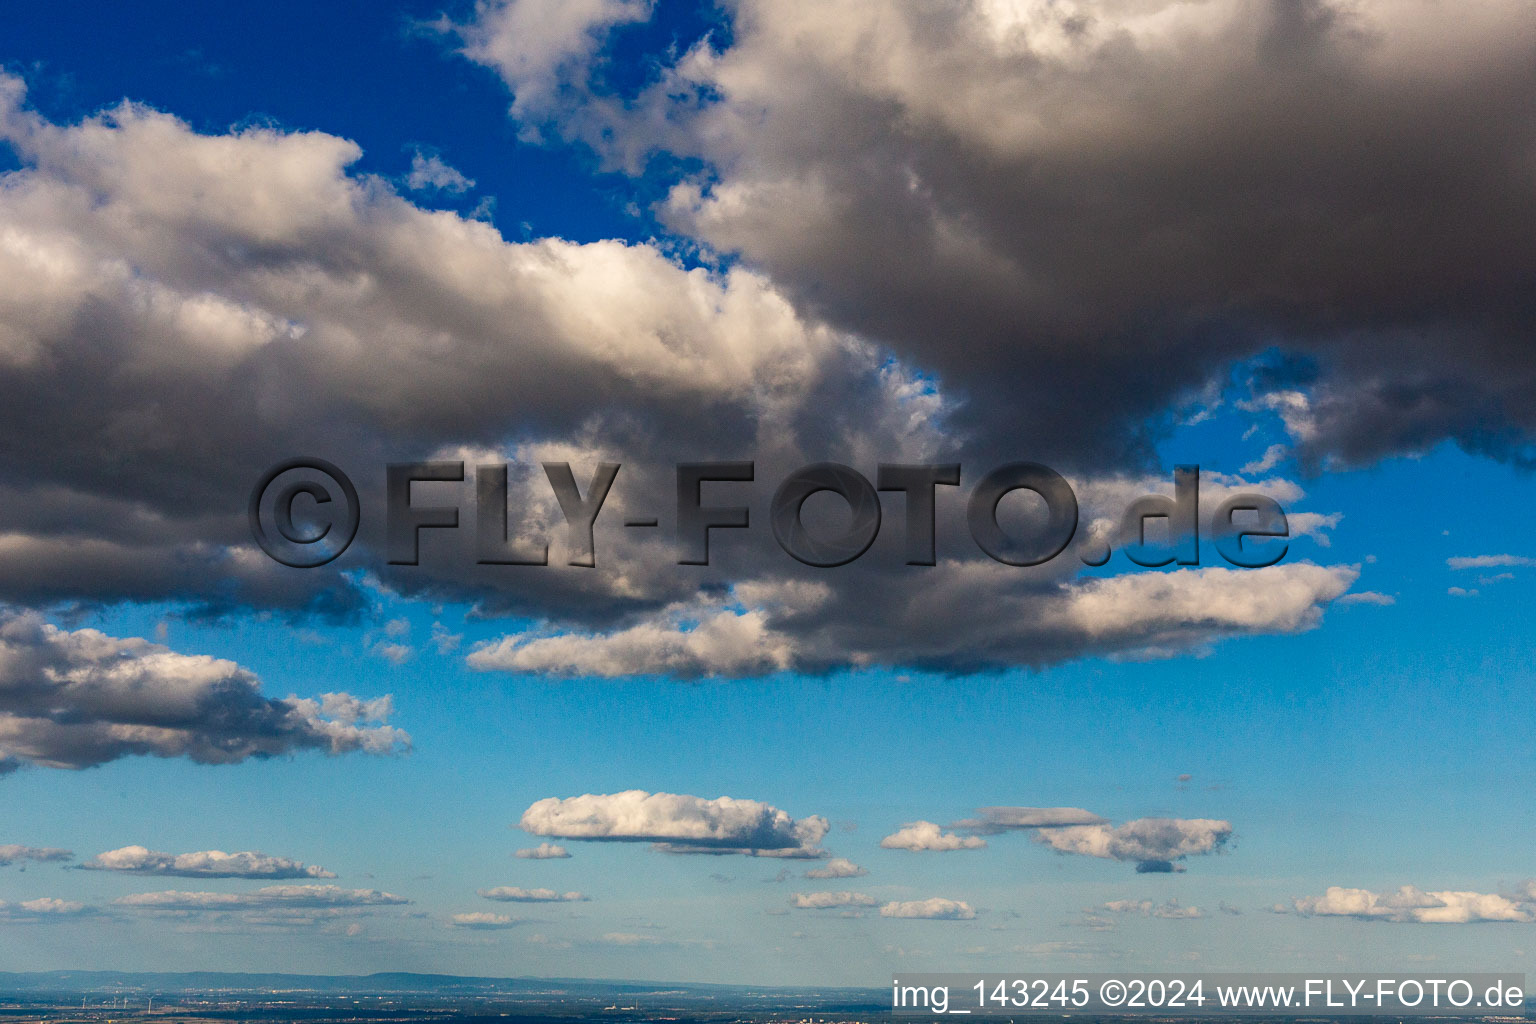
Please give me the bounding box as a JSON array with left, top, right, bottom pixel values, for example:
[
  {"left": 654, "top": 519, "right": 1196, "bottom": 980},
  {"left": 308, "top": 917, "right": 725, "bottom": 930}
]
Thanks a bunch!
[
  {"left": 519, "top": 790, "right": 828, "bottom": 858},
  {"left": 1033, "top": 818, "right": 1233, "bottom": 873},
  {"left": 880, "top": 898, "right": 976, "bottom": 920},
  {"left": 0, "top": 897, "right": 94, "bottom": 921},
  {"left": 881, "top": 821, "right": 987, "bottom": 852},
  {"left": 515, "top": 842, "right": 570, "bottom": 860},
  {"left": 406, "top": 151, "right": 475, "bottom": 194},
  {"left": 804, "top": 857, "right": 866, "bottom": 879},
  {"left": 790, "top": 891, "right": 877, "bottom": 910},
  {"left": 478, "top": 886, "right": 588, "bottom": 903}
]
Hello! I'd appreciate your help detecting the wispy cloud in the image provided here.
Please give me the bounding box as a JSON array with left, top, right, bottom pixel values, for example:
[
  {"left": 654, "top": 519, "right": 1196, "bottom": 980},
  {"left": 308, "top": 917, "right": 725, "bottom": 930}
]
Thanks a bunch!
[{"left": 0, "top": 844, "right": 73, "bottom": 867}]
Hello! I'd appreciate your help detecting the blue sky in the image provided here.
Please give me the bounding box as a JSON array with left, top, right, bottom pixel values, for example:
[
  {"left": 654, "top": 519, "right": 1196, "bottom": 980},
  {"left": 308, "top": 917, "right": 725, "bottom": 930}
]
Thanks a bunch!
[{"left": 0, "top": 0, "right": 1534, "bottom": 987}]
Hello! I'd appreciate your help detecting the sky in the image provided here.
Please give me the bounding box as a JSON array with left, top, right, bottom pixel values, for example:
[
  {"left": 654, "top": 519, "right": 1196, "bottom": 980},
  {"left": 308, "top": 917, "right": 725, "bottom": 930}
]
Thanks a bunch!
[{"left": 0, "top": 0, "right": 1534, "bottom": 987}]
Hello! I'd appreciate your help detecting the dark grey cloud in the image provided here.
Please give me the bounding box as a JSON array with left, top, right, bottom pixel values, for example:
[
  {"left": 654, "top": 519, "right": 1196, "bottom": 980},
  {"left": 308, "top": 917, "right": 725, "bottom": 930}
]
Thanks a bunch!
[
  {"left": 0, "top": 70, "right": 1361, "bottom": 680},
  {"left": 0, "top": 610, "right": 407, "bottom": 771},
  {"left": 461, "top": 0, "right": 1536, "bottom": 470}
]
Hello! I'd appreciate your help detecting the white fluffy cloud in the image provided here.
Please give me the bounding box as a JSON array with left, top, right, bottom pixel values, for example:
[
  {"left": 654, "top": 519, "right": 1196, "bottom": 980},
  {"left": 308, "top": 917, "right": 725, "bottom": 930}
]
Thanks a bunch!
[
  {"left": 469, "top": 603, "right": 799, "bottom": 678},
  {"left": 790, "top": 891, "right": 877, "bottom": 910},
  {"left": 804, "top": 857, "right": 866, "bottom": 879},
  {"left": 0, "top": 612, "right": 407, "bottom": 771},
  {"left": 1034, "top": 818, "right": 1233, "bottom": 872},
  {"left": 514, "top": 843, "right": 571, "bottom": 860},
  {"left": 0, "top": 897, "right": 93, "bottom": 920},
  {"left": 478, "top": 886, "right": 588, "bottom": 903},
  {"left": 519, "top": 790, "right": 829, "bottom": 857},
  {"left": 880, "top": 821, "right": 987, "bottom": 852},
  {"left": 0, "top": 844, "right": 72, "bottom": 866},
  {"left": 81, "top": 845, "right": 335, "bottom": 879},
  {"left": 880, "top": 898, "right": 976, "bottom": 920},
  {"left": 1294, "top": 885, "right": 1536, "bottom": 924}
]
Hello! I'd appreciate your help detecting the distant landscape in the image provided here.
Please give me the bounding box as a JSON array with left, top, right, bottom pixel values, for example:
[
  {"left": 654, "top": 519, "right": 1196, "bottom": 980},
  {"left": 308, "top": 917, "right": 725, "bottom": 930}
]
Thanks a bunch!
[{"left": 0, "top": 972, "right": 888, "bottom": 1024}]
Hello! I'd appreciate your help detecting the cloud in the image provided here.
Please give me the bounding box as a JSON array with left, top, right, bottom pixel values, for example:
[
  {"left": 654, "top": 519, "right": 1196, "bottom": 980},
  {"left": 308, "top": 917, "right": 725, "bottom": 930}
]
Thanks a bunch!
[
  {"left": 472, "top": 564, "right": 1359, "bottom": 678},
  {"left": 880, "top": 821, "right": 987, "bottom": 852},
  {"left": 1337, "top": 591, "right": 1395, "bottom": 606},
  {"left": 942, "top": 806, "right": 1231, "bottom": 872},
  {"left": 461, "top": 0, "right": 1536, "bottom": 470},
  {"left": 954, "top": 807, "right": 1107, "bottom": 833},
  {"left": 0, "top": 612, "right": 408, "bottom": 771},
  {"left": 81, "top": 846, "right": 336, "bottom": 879},
  {"left": 449, "top": 911, "right": 519, "bottom": 930},
  {"left": 0, "top": 844, "right": 72, "bottom": 867},
  {"left": 519, "top": 790, "right": 829, "bottom": 857},
  {"left": 1294, "top": 885, "right": 1535, "bottom": 924},
  {"left": 0, "top": 74, "right": 1368, "bottom": 680},
  {"left": 1447, "top": 555, "right": 1536, "bottom": 570},
  {"left": 1033, "top": 818, "right": 1233, "bottom": 872},
  {"left": 469, "top": 602, "right": 801, "bottom": 678},
  {"left": 0, "top": 897, "right": 94, "bottom": 920},
  {"left": 1102, "top": 898, "right": 1205, "bottom": 920},
  {"left": 790, "top": 891, "right": 877, "bottom": 910},
  {"left": 446, "top": 0, "right": 654, "bottom": 133},
  {"left": 406, "top": 152, "right": 475, "bottom": 194},
  {"left": 478, "top": 886, "right": 588, "bottom": 903},
  {"left": 595, "top": 931, "right": 668, "bottom": 946},
  {"left": 804, "top": 857, "right": 866, "bottom": 879},
  {"left": 514, "top": 843, "right": 571, "bottom": 860},
  {"left": 115, "top": 885, "right": 409, "bottom": 912},
  {"left": 880, "top": 898, "right": 976, "bottom": 920},
  {"left": 1241, "top": 445, "right": 1289, "bottom": 475}
]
